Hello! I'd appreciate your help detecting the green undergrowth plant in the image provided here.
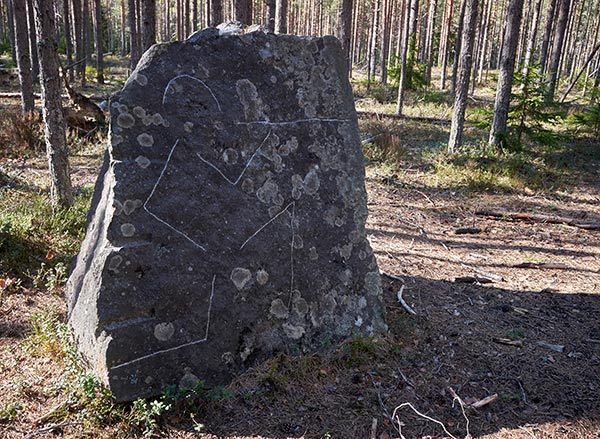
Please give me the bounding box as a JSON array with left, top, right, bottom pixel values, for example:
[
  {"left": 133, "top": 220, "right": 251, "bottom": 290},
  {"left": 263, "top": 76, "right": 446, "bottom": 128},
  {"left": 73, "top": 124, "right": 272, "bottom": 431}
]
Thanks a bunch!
[
  {"left": 0, "top": 185, "right": 92, "bottom": 281},
  {"left": 567, "top": 103, "right": 600, "bottom": 139}
]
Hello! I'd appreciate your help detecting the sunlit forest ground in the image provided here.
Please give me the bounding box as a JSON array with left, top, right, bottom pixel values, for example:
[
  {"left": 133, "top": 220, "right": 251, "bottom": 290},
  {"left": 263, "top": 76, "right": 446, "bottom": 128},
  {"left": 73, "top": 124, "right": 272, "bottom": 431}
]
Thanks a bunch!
[{"left": 1, "top": 55, "right": 599, "bottom": 438}]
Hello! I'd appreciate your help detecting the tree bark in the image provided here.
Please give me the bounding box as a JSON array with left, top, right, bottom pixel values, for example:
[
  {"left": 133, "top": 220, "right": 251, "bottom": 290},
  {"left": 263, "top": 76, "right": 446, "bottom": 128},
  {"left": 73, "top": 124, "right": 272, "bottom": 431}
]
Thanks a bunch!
[
  {"left": 141, "top": 0, "right": 156, "bottom": 50},
  {"left": 545, "top": 0, "right": 570, "bottom": 102},
  {"left": 210, "top": 0, "right": 222, "bottom": 26},
  {"left": 396, "top": 0, "right": 410, "bottom": 115},
  {"left": 81, "top": 0, "right": 90, "bottom": 84},
  {"left": 423, "top": 0, "right": 436, "bottom": 84},
  {"left": 26, "top": 0, "right": 39, "bottom": 80},
  {"left": 488, "top": 0, "right": 525, "bottom": 148},
  {"left": 63, "top": 0, "right": 74, "bottom": 81},
  {"left": 120, "top": 0, "right": 126, "bottom": 54},
  {"left": 521, "top": 0, "right": 542, "bottom": 79},
  {"left": 235, "top": 0, "right": 252, "bottom": 24},
  {"left": 447, "top": 0, "right": 478, "bottom": 152},
  {"left": 5, "top": 0, "right": 17, "bottom": 64},
  {"left": 538, "top": 0, "right": 558, "bottom": 75},
  {"left": 93, "top": 0, "right": 104, "bottom": 83},
  {"left": 338, "top": 0, "right": 352, "bottom": 61},
  {"left": 12, "top": 0, "right": 35, "bottom": 114},
  {"left": 275, "top": 0, "right": 287, "bottom": 32},
  {"left": 128, "top": 0, "right": 140, "bottom": 69},
  {"left": 266, "top": 0, "right": 276, "bottom": 32},
  {"left": 438, "top": 0, "right": 454, "bottom": 89},
  {"left": 450, "top": 0, "right": 467, "bottom": 95},
  {"left": 33, "top": 0, "right": 74, "bottom": 207}
]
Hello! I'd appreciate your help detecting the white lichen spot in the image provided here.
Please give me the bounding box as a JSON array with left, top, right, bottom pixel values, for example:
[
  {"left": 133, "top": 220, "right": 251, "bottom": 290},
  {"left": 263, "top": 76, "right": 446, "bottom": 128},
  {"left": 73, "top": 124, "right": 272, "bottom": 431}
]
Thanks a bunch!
[
  {"left": 133, "top": 106, "right": 146, "bottom": 118},
  {"left": 108, "top": 255, "right": 123, "bottom": 272},
  {"left": 355, "top": 316, "right": 363, "bottom": 327},
  {"left": 241, "top": 178, "right": 254, "bottom": 194},
  {"left": 364, "top": 271, "right": 382, "bottom": 296},
  {"left": 256, "top": 269, "right": 269, "bottom": 285},
  {"left": 137, "top": 133, "right": 154, "bottom": 147},
  {"left": 339, "top": 243, "right": 353, "bottom": 260},
  {"left": 222, "top": 148, "right": 238, "bottom": 165},
  {"left": 152, "top": 113, "right": 166, "bottom": 126},
  {"left": 145, "top": 376, "right": 154, "bottom": 384},
  {"left": 117, "top": 113, "right": 135, "bottom": 128},
  {"left": 113, "top": 199, "right": 123, "bottom": 216},
  {"left": 358, "top": 297, "right": 367, "bottom": 309},
  {"left": 231, "top": 267, "right": 252, "bottom": 290},
  {"left": 283, "top": 323, "right": 305, "bottom": 340},
  {"left": 221, "top": 351, "right": 234, "bottom": 365},
  {"left": 358, "top": 250, "right": 367, "bottom": 260},
  {"left": 154, "top": 322, "right": 175, "bottom": 341},
  {"left": 111, "top": 135, "right": 124, "bottom": 147},
  {"left": 120, "top": 223, "right": 136, "bottom": 237},
  {"left": 308, "top": 247, "right": 318, "bottom": 261},
  {"left": 270, "top": 75, "right": 277, "bottom": 83},
  {"left": 293, "top": 298, "right": 309, "bottom": 317},
  {"left": 134, "top": 72, "right": 148, "bottom": 86},
  {"left": 338, "top": 269, "right": 352, "bottom": 286},
  {"left": 184, "top": 121, "right": 194, "bottom": 133},
  {"left": 293, "top": 235, "right": 304, "bottom": 249},
  {"left": 291, "top": 174, "right": 303, "bottom": 200},
  {"left": 303, "top": 167, "right": 320, "bottom": 195},
  {"left": 179, "top": 368, "right": 200, "bottom": 391},
  {"left": 123, "top": 199, "right": 142, "bottom": 215},
  {"left": 270, "top": 298, "right": 289, "bottom": 319},
  {"left": 256, "top": 178, "right": 279, "bottom": 204},
  {"left": 135, "top": 155, "right": 151, "bottom": 168}
]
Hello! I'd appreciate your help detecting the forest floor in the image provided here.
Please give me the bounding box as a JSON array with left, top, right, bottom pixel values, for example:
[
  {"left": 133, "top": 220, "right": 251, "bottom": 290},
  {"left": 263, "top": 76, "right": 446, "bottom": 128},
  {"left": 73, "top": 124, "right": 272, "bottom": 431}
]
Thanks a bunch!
[{"left": 0, "top": 63, "right": 599, "bottom": 438}]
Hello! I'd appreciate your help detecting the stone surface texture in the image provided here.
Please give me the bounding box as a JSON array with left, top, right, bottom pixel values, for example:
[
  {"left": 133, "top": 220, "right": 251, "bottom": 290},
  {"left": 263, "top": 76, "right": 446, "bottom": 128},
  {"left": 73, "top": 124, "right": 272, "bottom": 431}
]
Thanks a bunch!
[{"left": 66, "top": 27, "right": 386, "bottom": 402}]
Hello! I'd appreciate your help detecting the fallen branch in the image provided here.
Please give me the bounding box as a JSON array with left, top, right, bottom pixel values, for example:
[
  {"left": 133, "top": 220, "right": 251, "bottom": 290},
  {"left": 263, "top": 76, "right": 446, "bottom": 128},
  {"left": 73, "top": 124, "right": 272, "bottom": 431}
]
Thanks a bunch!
[
  {"left": 476, "top": 210, "right": 600, "bottom": 230},
  {"left": 370, "top": 417, "right": 378, "bottom": 439},
  {"left": 380, "top": 269, "right": 405, "bottom": 283},
  {"left": 513, "top": 262, "right": 569, "bottom": 270},
  {"left": 494, "top": 338, "right": 523, "bottom": 347},
  {"left": 392, "top": 402, "right": 458, "bottom": 439},
  {"left": 357, "top": 110, "right": 451, "bottom": 125},
  {"left": 455, "top": 227, "right": 482, "bottom": 234},
  {"left": 470, "top": 394, "right": 499, "bottom": 409},
  {"left": 454, "top": 276, "right": 493, "bottom": 284},
  {"left": 25, "top": 422, "right": 81, "bottom": 439},
  {"left": 397, "top": 285, "right": 417, "bottom": 315}
]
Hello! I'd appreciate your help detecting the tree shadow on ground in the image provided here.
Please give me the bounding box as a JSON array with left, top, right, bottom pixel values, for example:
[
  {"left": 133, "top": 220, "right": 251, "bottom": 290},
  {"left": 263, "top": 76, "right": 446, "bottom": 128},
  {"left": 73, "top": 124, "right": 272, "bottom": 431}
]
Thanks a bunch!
[{"left": 171, "top": 276, "right": 600, "bottom": 439}]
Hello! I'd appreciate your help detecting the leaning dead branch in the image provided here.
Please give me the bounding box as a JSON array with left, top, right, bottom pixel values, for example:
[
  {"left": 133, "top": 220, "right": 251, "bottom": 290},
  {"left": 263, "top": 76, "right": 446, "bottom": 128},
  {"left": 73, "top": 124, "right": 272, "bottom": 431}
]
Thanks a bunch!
[
  {"left": 397, "top": 285, "right": 417, "bottom": 315},
  {"left": 476, "top": 210, "right": 600, "bottom": 230}
]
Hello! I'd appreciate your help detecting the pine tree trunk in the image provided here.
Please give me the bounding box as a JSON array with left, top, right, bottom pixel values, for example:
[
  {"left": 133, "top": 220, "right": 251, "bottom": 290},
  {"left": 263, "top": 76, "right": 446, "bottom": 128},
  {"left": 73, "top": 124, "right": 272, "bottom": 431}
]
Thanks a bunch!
[
  {"left": 5, "top": 0, "right": 17, "bottom": 64},
  {"left": 423, "top": 0, "right": 436, "bottom": 84},
  {"left": 26, "top": 0, "right": 39, "bottom": 80},
  {"left": 266, "top": 0, "right": 276, "bottom": 31},
  {"left": 450, "top": 0, "right": 467, "bottom": 95},
  {"left": 63, "top": 0, "right": 74, "bottom": 80},
  {"left": 275, "top": 0, "right": 287, "bottom": 32},
  {"left": 210, "top": 0, "right": 222, "bottom": 26},
  {"left": 447, "top": 0, "right": 478, "bottom": 152},
  {"left": 396, "top": 0, "right": 410, "bottom": 115},
  {"left": 12, "top": 0, "right": 35, "bottom": 113},
  {"left": 476, "top": 0, "right": 492, "bottom": 83},
  {"left": 339, "top": 0, "right": 352, "bottom": 60},
  {"left": 128, "top": 0, "right": 140, "bottom": 68},
  {"left": 438, "top": 0, "right": 453, "bottom": 89},
  {"left": 33, "top": 0, "right": 74, "bottom": 207},
  {"left": 235, "top": 0, "right": 252, "bottom": 24},
  {"left": 379, "top": 0, "right": 390, "bottom": 84},
  {"left": 71, "top": 0, "right": 82, "bottom": 76},
  {"left": 141, "top": 0, "right": 156, "bottom": 50},
  {"left": 369, "top": 0, "right": 381, "bottom": 81},
  {"left": 121, "top": 0, "right": 127, "bottom": 53},
  {"left": 489, "top": 0, "right": 525, "bottom": 148},
  {"left": 81, "top": 0, "right": 89, "bottom": 84},
  {"left": 538, "top": 0, "right": 558, "bottom": 75},
  {"left": 521, "top": 0, "right": 542, "bottom": 78},
  {"left": 93, "top": 0, "right": 104, "bottom": 83},
  {"left": 546, "top": 0, "right": 570, "bottom": 102}
]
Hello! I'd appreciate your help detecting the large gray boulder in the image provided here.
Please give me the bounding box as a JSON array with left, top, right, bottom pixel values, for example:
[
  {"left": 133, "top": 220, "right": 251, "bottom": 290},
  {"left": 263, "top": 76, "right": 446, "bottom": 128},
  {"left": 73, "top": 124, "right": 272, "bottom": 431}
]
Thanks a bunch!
[{"left": 66, "top": 27, "right": 386, "bottom": 402}]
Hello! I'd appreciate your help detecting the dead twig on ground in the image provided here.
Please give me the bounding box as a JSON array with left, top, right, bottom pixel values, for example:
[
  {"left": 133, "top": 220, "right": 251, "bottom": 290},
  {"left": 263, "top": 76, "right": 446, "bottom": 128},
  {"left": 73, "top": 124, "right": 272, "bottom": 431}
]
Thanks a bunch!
[
  {"left": 397, "top": 285, "right": 417, "bottom": 315},
  {"left": 370, "top": 417, "right": 378, "bottom": 439},
  {"left": 380, "top": 269, "right": 405, "bottom": 283},
  {"left": 392, "top": 402, "right": 458, "bottom": 439},
  {"left": 25, "top": 422, "right": 82, "bottom": 439},
  {"left": 475, "top": 210, "right": 600, "bottom": 230},
  {"left": 513, "top": 262, "right": 570, "bottom": 270}
]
